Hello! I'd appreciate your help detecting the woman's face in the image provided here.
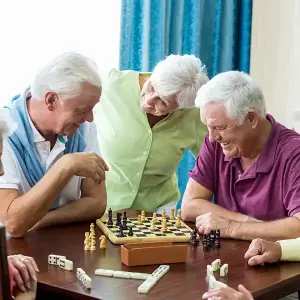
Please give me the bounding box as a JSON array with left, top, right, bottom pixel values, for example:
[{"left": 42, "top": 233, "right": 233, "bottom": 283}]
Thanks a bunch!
[{"left": 140, "top": 80, "right": 179, "bottom": 116}]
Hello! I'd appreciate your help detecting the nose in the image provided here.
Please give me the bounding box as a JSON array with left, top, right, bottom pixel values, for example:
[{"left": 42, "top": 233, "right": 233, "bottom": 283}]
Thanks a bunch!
[
  {"left": 208, "top": 128, "right": 220, "bottom": 143},
  {"left": 85, "top": 110, "right": 94, "bottom": 123}
]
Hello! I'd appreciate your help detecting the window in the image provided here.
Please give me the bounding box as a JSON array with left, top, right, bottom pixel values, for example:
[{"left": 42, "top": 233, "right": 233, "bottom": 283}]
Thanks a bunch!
[{"left": 0, "top": 0, "right": 121, "bottom": 105}]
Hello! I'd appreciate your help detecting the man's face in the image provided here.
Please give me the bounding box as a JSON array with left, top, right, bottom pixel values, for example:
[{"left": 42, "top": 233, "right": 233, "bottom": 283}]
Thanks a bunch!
[
  {"left": 201, "top": 102, "right": 254, "bottom": 158},
  {"left": 140, "top": 80, "right": 178, "bottom": 116},
  {"left": 46, "top": 82, "right": 101, "bottom": 136},
  {"left": 0, "top": 132, "right": 3, "bottom": 176}
]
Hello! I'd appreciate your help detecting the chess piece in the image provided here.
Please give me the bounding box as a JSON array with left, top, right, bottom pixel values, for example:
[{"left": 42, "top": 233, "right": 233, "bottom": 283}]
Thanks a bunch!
[
  {"left": 202, "top": 234, "right": 209, "bottom": 250},
  {"left": 137, "top": 214, "right": 143, "bottom": 225},
  {"left": 90, "top": 236, "right": 96, "bottom": 251},
  {"left": 141, "top": 210, "right": 146, "bottom": 222},
  {"left": 107, "top": 208, "right": 113, "bottom": 226},
  {"left": 152, "top": 213, "right": 157, "bottom": 224},
  {"left": 170, "top": 208, "right": 175, "bottom": 220},
  {"left": 190, "top": 230, "right": 198, "bottom": 247},
  {"left": 117, "top": 227, "right": 126, "bottom": 237},
  {"left": 121, "top": 217, "right": 128, "bottom": 230},
  {"left": 177, "top": 209, "right": 182, "bottom": 218},
  {"left": 116, "top": 213, "right": 122, "bottom": 226},
  {"left": 150, "top": 219, "right": 156, "bottom": 230},
  {"left": 99, "top": 235, "right": 107, "bottom": 249},
  {"left": 161, "top": 218, "right": 168, "bottom": 232},
  {"left": 128, "top": 227, "right": 134, "bottom": 236},
  {"left": 215, "top": 229, "right": 221, "bottom": 248},
  {"left": 84, "top": 232, "right": 90, "bottom": 250},
  {"left": 123, "top": 211, "right": 127, "bottom": 221},
  {"left": 162, "top": 209, "right": 166, "bottom": 218},
  {"left": 175, "top": 214, "right": 181, "bottom": 227}
]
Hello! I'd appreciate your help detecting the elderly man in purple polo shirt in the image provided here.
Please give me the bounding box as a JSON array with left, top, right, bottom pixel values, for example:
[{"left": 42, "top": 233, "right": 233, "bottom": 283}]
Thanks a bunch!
[{"left": 181, "top": 71, "right": 300, "bottom": 241}]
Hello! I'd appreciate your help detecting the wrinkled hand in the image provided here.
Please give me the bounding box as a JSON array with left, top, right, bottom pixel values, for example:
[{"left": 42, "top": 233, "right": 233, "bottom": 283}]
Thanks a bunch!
[
  {"left": 63, "top": 153, "right": 109, "bottom": 184},
  {"left": 14, "top": 281, "right": 37, "bottom": 300},
  {"left": 202, "top": 285, "right": 254, "bottom": 300},
  {"left": 8, "top": 254, "right": 39, "bottom": 292},
  {"left": 244, "top": 238, "right": 282, "bottom": 266},
  {"left": 196, "top": 212, "right": 230, "bottom": 237}
]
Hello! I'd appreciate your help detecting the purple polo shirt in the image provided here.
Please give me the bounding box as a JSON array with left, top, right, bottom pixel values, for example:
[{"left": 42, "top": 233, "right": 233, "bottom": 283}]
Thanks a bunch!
[{"left": 189, "top": 115, "right": 300, "bottom": 221}]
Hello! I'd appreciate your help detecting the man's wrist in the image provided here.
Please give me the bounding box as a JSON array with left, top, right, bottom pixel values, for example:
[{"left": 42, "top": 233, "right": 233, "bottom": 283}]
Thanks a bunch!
[{"left": 226, "top": 220, "right": 241, "bottom": 239}]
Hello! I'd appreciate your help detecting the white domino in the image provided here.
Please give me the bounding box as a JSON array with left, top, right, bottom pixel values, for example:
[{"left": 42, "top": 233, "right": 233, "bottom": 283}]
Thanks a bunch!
[
  {"left": 130, "top": 272, "right": 150, "bottom": 280},
  {"left": 208, "top": 275, "right": 216, "bottom": 289},
  {"left": 220, "top": 264, "right": 228, "bottom": 277},
  {"left": 95, "top": 269, "right": 115, "bottom": 277},
  {"left": 48, "top": 254, "right": 66, "bottom": 265},
  {"left": 138, "top": 265, "right": 170, "bottom": 294},
  {"left": 211, "top": 259, "right": 221, "bottom": 271},
  {"left": 214, "top": 280, "right": 228, "bottom": 288},
  {"left": 77, "top": 268, "right": 86, "bottom": 281},
  {"left": 59, "top": 258, "right": 73, "bottom": 271},
  {"left": 82, "top": 274, "right": 92, "bottom": 289},
  {"left": 113, "top": 271, "right": 132, "bottom": 279},
  {"left": 207, "top": 265, "right": 214, "bottom": 276}
]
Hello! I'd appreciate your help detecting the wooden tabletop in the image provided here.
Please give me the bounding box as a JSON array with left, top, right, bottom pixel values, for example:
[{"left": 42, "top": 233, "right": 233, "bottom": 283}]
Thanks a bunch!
[{"left": 6, "top": 215, "right": 300, "bottom": 300}]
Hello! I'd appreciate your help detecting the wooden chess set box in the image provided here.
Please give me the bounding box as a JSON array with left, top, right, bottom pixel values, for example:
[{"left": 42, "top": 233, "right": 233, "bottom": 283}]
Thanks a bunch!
[{"left": 121, "top": 242, "right": 188, "bottom": 266}]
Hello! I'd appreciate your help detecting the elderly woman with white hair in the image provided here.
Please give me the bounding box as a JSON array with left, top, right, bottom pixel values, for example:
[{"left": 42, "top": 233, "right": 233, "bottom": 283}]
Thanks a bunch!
[
  {"left": 181, "top": 71, "right": 300, "bottom": 241},
  {"left": 94, "top": 55, "right": 208, "bottom": 213},
  {"left": 0, "top": 52, "right": 108, "bottom": 238},
  {"left": 0, "top": 110, "right": 38, "bottom": 300}
]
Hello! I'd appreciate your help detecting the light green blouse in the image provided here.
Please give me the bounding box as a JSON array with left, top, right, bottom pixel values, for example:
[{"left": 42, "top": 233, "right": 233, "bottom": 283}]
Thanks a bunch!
[{"left": 94, "top": 69, "right": 206, "bottom": 211}]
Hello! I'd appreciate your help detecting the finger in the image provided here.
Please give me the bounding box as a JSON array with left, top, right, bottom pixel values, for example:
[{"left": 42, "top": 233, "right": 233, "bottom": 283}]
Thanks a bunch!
[
  {"left": 204, "top": 226, "right": 212, "bottom": 235},
  {"left": 244, "top": 239, "right": 261, "bottom": 259},
  {"left": 238, "top": 285, "right": 254, "bottom": 299},
  {"left": 27, "top": 257, "right": 39, "bottom": 272},
  {"left": 10, "top": 264, "right": 26, "bottom": 292},
  {"left": 248, "top": 254, "right": 266, "bottom": 266},
  {"left": 95, "top": 154, "right": 109, "bottom": 171},
  {"left": 96, "top": 167, "right": 105, "bottom": 183},
  {"left": 198, "top": 224, "right": 205, "bottom": 235},
  {"left": 16, "top": 260, "right": 32, "bottom": 289},
  {"left": 23, "top": 259, "right": 37, "bottom": 281}
]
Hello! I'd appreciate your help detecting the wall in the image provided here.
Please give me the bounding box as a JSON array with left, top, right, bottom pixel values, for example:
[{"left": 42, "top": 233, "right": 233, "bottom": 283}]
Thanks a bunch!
[{"left": 250, "top": 0, "right": 300, "bottom": 129}]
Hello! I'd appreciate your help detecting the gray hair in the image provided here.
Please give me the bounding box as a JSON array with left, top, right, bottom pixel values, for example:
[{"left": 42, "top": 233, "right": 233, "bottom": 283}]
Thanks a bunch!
[
  {"left": 195, "top": 71, "right": 266, "bottom": 124},
  {"left": 150, "top": 54, "right": 209, "bottom": 109},
  {"left": 31, "top": 52, "right": 102, "bottom": 101},
  {"left": 0, "top": 109, "right": 17, "bottom": 137}
]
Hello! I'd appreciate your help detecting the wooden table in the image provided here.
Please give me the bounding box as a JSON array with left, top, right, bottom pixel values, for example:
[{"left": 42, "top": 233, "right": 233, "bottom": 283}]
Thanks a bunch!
[{"left": 6, "top": 218, "right": 300, "bottom": 300}]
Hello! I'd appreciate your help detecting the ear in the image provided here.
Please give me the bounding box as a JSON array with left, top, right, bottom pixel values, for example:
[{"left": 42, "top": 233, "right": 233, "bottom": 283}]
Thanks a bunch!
[
  {"left": 247, "top": 110, "right": 259, "bottom": 129},
  {"left": 44, "top": 91, "right": 59, "bottom": 111}
]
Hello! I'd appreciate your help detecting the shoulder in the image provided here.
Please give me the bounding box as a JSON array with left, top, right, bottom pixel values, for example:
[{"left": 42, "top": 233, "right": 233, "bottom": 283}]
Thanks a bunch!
[
  {"left": 276, "top": 124, "right": 300, "bottom": 157},
  {"left": 103, "top": 68, "right": 139, "bottom": 87}
]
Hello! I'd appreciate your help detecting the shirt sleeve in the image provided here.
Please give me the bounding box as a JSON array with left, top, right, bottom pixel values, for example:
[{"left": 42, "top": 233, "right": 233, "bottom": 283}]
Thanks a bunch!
[
  {"left": 283, "top": 153, "right": 300, "bottom": 216},
  {"left": 191, "top": 117, "right": 207, "bottom": 158},
  {"left": 83, "top": 121, "right": 101, "bottom": 156},
  {"left": 0, "top": 142, "right": 20, "bottom": 190},
  {"left": 277, "top": 237, "right": 300, "bottom": 261},
  {"left": 188, "top": 134, "right": 215, "bottom": 192}
]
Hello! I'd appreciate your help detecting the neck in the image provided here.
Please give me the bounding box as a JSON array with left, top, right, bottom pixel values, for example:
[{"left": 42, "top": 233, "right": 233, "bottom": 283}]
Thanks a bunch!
[{"left": 27, "top": 98, "right": 57, "bottom": 142}]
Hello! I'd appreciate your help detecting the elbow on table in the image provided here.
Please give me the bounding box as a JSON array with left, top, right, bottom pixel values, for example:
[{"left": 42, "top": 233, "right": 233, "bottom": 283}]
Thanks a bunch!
[
  {"left": 181, "top": 201, "right": 197, "bottom": 223},
  {"left": 5, "top": 218, "right": 27, "bottom": 238}
]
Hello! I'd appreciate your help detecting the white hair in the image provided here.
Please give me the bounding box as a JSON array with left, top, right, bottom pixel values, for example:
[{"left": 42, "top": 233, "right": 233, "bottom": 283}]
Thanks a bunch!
[
  {"left": 150, "top": 54, "right": 209, "bottom": 109},
  {"left": 195, "top": 71, "right": 266, "bottom": 124},
  {"left": 0, "top": 109, "right": 17, "bottom": 137},
  {"left": 31, "top": 52, "right": 102, "bottom": 101}
]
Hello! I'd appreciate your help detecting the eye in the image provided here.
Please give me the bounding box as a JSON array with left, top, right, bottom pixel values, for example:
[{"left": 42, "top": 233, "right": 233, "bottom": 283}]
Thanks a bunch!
[{"left": 215, "top": 126, "right": 226, "bottom": 130}]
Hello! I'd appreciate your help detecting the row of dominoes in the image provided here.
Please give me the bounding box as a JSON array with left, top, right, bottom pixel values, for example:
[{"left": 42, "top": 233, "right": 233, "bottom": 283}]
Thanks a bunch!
[
  {"left": 48, "top": 254, "right": 73, "bottom": 271},
  {"left": 207, "top": 259, "right": 228, "bottom": 276},
  {"left": 77, "top": 268, "right": 92, "bottom": 289},
  {"left": 138, "top": 265, "right": 170, "bottom": 294},
  {"left": 95, "top": 269, "right": 150, "bottom": 280}
]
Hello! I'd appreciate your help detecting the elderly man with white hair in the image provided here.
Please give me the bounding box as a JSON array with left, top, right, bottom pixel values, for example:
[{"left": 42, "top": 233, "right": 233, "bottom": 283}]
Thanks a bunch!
[
  {"left": 181, "top": 71, "right": 300, "bottom": 241},
  {"left": 94, "top": 55, "right": 208, "bottom": 213},
  {"left": 0, "top": 52, "right": 108, "bottom": 238}
]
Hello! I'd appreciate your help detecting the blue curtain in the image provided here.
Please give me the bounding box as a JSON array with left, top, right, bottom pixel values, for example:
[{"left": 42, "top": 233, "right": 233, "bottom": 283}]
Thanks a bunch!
[{"left": 119, "top": 0, "right": 253, "bottom": 208}]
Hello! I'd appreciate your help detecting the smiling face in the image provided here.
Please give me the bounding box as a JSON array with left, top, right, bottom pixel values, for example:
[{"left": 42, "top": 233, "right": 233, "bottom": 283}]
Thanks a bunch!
[
  {"left": 45, "top": 82, "right": 101, "bottom": 136},
  {"left": 201, "top": 102, "right": 257, "bottom": 158},
  {"left": 140, "top": 80, "right": 178, "bottom": 116}
]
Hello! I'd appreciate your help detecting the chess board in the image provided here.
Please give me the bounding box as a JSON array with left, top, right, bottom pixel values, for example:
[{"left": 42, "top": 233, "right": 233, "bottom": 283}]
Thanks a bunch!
[{"left": 96, "top": 216, "right": 193, "bottom": 245}]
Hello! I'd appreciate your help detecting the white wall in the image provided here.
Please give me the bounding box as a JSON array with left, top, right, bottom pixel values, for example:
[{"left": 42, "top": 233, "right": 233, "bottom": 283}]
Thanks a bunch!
[
  {"left": 250, "top": 0, "right": 300, "bottom": 130},
  {"left": 0, "top": 0, "right": 121, "bottom": 105}
]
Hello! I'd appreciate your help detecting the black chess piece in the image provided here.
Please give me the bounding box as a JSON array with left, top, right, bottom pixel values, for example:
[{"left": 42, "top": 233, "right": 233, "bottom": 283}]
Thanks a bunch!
[
  {"left": 123, "top": 211, "right": 127, "bottom": 220},
  {"left": 117, "top": 227, "right": 126, "bottom": 237},
  {"left": 215, "top": 229, "right": 221, "bottom": 248},
  {"left": 128, "top": 227, "right": 134, "bottom": 236},
  {"left": 190, "top": 229, "right": 199, "bottom": 247},
  {"left": 107, "top": 208, "right": 113, "bottom": 226},
  {"left": 116, "top": 213, "right": 122, "bottom": 226},
  {"left": 121, "top": 217, "right": 128, "bottom": 230},
  {"left": 202, "top": 234, "right": 209, "bottom": 250}
]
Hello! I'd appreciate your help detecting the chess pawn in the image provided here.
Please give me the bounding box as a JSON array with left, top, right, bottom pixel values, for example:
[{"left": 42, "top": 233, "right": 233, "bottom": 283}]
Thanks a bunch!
[
  {"left": 175, "top": 214, "right": 181, "bottom": 227},
  {"left": 161, "top": 218, "right": 168, "bottom": 232},
  {"left": 162, "top": 209, "right": 166, "bottom": 218},
  {"left": 170, "top": 208, "right": 175, "bottom": 220},
  {"left": 152, "top": 213, "right": 157, "bottom": 224},
  {"left": 141, "top": 210, "right": 146, "bottom": 221},
  {"left": 84, "top": 232, "right": 90, "bottom": 250},
  {"left": 150, "top": 219, "right": 156, "bottom": 230},
  {"left": 90, "top": 223, "right": 95, "bottom": 231},
  {"left": 90, "top": 236, "right": 96, "bottom": 251},
  {"left": 177, "top": 209, "right": 182, "bottom": 219},
  {"left": 99, "top": 235, "right": 107, "bottom": 249},
  {"left": 137, "top": 214, "right": 143, "bottom": 225}
]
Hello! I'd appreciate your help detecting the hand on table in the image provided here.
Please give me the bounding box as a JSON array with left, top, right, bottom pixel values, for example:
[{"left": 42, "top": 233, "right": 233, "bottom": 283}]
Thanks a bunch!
[
  {"left": 244, "top": 238, "right": 282, "bottom": 266},
  {"left": 8, "top": 254, "right": 39, "bottom": 293},
  {"left": 14, "top": 281, "right": 37, "bottom": 300},
  {"left": 62, "top": 152, "right": 109, "bottom": 184},
  {"left": 196, "top": 212, "right": 231, "bottom": 237},
  {"left": 202, "top": 285, "right": 254, "bottom": 300}
]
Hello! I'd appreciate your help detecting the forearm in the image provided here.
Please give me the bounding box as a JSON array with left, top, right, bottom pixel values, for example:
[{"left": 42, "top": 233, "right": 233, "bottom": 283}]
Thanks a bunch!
[
  {"left": 182, "top": 198, "right": 256, "bottom": 223},
  {"left": 30, "top": 195, "right": 106, "bottom": 230},
  {"left": 229, "top": 217, "right": 300, "bottom": 241},
  {"left": 6, "top": 158, "right": 73, "bottom": 235}
]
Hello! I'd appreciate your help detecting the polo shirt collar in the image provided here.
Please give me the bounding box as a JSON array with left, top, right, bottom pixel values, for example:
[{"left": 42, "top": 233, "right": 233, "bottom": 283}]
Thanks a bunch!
[{"left": 224, "top": 114, "right": 279, "bottom": 174}]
